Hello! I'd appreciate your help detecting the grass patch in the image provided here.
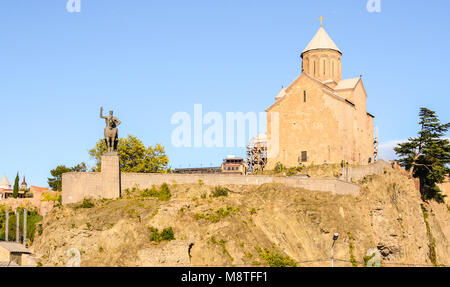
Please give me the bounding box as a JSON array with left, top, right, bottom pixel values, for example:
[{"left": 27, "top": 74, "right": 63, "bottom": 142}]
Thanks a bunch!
[
  {"left": 127, "top": 183, "right": 172, "bottom": 201},
  {"left": 127, "top": 208, "right": 140, "bottom": 219},
  {"left": 363, "top": 253, "right": 376, "bottom": 267},
  {"left": 74, "top": 198, "right": 95, "bottom": 209},
  {"left": 210, "top": 236, "right": 233, "bottom": 262},
  {"left": 210, "top": 186, "right": 230, "bottom": 198},
  {"left": 149, "top": 226, "right": 175, "bottom": 243},
  {"left": 421, "top": 204, "right": 439, "bottom": 267},
  {"left": 347, "top": 232, "right": 358, "bottom": 267},
  {"left": 41, "top": 192, "right": 62, "bottom": 203},
  {"left": 194, "top": 206, "right": 240, "bottom": 223},
  {"left": 256, "top": 247, "right": 297, "bottom": 267}
]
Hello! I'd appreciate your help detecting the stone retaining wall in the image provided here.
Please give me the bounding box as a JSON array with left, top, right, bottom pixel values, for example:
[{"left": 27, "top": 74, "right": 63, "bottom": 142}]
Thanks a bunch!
[
  {"left": 340, "top": 160, "right": 391, "bottom": 182},
  {"left": 63, "top": 172, "right": 360, "bottom": 204}
]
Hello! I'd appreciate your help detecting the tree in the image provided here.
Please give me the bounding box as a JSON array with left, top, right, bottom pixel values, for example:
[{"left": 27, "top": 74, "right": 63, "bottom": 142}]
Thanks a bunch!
[
  {"left": 394, "top": 108, "right": 450, "bottom": 202},
  {"left": 48, "top": 163, "right": 87, "bottom": 191},
  {"left": 71, "top": 162, "right": 87, "bottom": 172},
  {"left": 13, "top": 173, "right": 19, "bottom": 198},
  {"left": 89, "top": 135, "right": 170, "bottom": 173}
]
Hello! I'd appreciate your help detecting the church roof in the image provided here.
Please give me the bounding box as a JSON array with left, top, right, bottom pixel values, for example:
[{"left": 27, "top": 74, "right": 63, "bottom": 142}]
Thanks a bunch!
[
  {"left": 275, "top": 87, "right": 287, "bottom": 100},
  {"left": 334, "top": 78, "right": 361, "bottom": 90},
  {"left": 0, "top": 175, "right": 11, "bottom": 188},
  {"left": 302, "top": 26, "right": 341, "bottom": 56}
]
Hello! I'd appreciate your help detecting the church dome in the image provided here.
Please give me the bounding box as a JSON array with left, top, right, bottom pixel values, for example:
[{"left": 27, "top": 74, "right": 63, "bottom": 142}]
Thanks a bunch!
[
  {"left": 301, "top": 26, "right": 341, "bottom": 58},
  {"left": 301, "top": 24, "right": 343, "bottom": 83}
]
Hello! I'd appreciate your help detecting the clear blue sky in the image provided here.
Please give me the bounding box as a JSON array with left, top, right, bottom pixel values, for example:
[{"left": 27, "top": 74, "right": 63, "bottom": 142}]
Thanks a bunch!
[{"left": 1, "top": 0, "right": 449, "bottom": 187}]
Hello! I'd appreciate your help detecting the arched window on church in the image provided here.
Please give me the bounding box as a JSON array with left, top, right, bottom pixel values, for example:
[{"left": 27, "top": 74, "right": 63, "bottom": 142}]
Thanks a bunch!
[
  {"left": 314, "top": 61, "right": 316, "bottom": 77},
  {"left": 323, "top": 60, "right": 326, "bottom": 76},
  {"left": 304, "top": 91, "right": 307, "bottom": 102},
  {"left": 332, "top": 61, "right": 335, "bottom": 77}
]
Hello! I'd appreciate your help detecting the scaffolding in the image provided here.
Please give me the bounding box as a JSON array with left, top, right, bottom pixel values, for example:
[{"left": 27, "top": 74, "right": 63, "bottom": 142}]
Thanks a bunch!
[{"left": 246, "top": 134, "right": 268, "bottom": 173}]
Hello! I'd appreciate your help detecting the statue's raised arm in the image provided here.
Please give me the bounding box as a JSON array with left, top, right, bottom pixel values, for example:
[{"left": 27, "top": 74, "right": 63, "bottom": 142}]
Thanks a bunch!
[{"left": 100, "top": 106, "right": 107, "bottom": 119}]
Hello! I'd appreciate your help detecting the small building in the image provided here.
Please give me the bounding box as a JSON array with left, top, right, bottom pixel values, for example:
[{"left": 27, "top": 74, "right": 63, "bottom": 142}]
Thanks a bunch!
[
  {"left": 0, "top": 242, "right": 33, "bottom": 267},
  {"left": 221, "top": 156, "right": 246, "bottom": 175}
]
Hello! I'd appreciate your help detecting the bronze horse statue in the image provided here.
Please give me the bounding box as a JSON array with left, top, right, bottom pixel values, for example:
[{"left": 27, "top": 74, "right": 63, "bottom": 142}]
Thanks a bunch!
[{"left": 100, "top": 107, "right": 121, "bottom": 152}]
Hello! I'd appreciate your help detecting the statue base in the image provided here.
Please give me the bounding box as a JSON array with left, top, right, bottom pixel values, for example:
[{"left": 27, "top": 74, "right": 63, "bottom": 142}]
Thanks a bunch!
[{"left": 101, "top": 152, "right": 121, "bottom": 199}]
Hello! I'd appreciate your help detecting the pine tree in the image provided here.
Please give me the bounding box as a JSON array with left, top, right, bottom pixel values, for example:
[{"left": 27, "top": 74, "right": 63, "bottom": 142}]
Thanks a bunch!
[
  {"left": 394, "top": 108, "right": 450, "bottom": 202},
  {"left": 13, "top": 173, "right": 19, "bottom": 198}
]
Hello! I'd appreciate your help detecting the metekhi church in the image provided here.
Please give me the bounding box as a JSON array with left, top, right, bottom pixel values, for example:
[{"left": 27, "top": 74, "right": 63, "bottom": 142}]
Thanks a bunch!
[{"left": 266, "top": 21, "right": 375, "bottom": 169}]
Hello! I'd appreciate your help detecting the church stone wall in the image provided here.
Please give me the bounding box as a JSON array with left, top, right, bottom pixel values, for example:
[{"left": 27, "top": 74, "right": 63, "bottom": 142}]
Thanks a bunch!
[
  {"left": 302, "top": 49, "right": 342, "bottom": 83},
  {"left": 267, "top": 74, "right": 367, "bottom": 169},
  {"left": 266, "top": 75, "right": 374, "bottom": 169}
]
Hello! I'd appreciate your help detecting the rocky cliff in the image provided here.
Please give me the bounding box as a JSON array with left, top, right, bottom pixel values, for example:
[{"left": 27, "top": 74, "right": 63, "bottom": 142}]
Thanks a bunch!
[{"left": 31, "top": 168, "right": 449, "bottom": 267}]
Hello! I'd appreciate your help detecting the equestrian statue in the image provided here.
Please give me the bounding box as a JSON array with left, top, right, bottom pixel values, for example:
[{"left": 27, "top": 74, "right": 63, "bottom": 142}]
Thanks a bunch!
[{"left": 100, "top": 107, "right": 121, "bottom": 152}]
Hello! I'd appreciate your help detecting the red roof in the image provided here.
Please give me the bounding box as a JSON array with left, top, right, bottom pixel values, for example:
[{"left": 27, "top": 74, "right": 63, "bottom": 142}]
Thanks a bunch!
[{"left": 30, "top": 186, "right": 50, "bottom": 193}]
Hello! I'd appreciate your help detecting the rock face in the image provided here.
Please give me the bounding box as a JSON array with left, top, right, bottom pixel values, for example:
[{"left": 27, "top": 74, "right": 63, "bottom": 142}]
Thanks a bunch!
[
  {"left": 137, "top": 241, "right": 191, "bottom": 267},
  {"left": 31, "top": 168, "right": 449, "bottom": 267}
]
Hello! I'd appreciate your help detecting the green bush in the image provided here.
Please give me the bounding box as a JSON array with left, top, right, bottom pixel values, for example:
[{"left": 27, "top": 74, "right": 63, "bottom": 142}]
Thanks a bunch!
[
  {"left": 149, "top": 226, "right": 175, "bottom": 243},
  {"left": 149, "top": 227, "right": 160, "bottom": 242},
  {"left": 141, "top": 183, "right": 171, "bottom": 201},
  {"left": 160, "top": 227, "right": 175, "bottom": 241},
  {"left": 75, "top": 198, "right": 95, "bottom": 209},
  {"left": 258, "top": 248, "right": 297, "bottom": 267},
  {"left": 159, "top": 183, "right": 171, "bottom": 201},
  {"left": 211, "top": 186, "right": 229, "bottom": 198},
  {"left": 274, "top": 162, "right": 285, "bottom": 173},
  {"left": 41, "top": 192, "right": 62, "bottom": 202}
]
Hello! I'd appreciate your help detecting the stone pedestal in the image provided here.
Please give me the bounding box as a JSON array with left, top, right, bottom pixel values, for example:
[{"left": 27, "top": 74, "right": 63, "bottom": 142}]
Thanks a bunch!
[{"left": 101, "top": 152, "right": 121, "bottom": 199}]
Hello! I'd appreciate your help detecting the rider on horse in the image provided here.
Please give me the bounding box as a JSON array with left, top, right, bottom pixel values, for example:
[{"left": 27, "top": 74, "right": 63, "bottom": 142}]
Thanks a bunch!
[{"left": 100, "top": 107, "right": 121, "bottom": 152}]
